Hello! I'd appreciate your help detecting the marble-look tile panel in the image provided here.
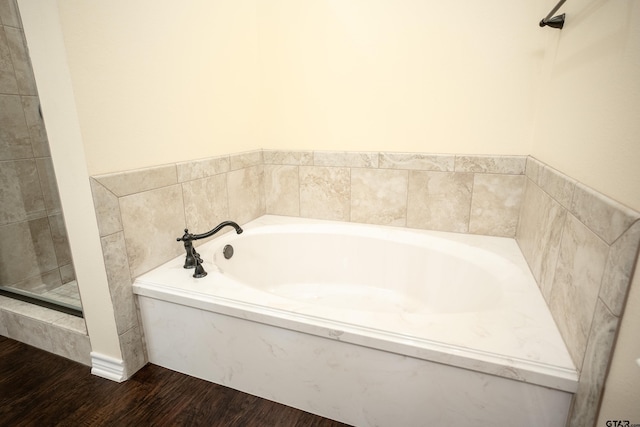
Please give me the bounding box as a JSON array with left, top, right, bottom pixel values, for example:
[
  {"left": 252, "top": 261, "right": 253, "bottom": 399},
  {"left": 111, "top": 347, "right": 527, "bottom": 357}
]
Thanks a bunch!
[
  {"left": 406, "top": 171, "right": 473, "bottom": 233},
  {"left": 0, "top": 26, "right": 19, "bottom": 93},
  {"left": 2, "top": 310, "right": 56, "bottom": 353},
  {"left": 89, "top": 178, "right": 123, "bottom": 237},
  {"left": 600, "top": 220, "right": 640, "bottom": 316},
  {"left": 101, "top": 232, "right": 137, "bottom": 334},
  {"left": 49, "top": 324, "right": 92, "bottom": 366},
  {"left": 21, "top": 96, "right": 49, "bottom": 157},
  {"left": 4, "top": 27, "right": 37, "bottom": 95},
  {"left": 524, "top": 157, "right": 543, "bottom": 184},
  {"left": 549, "top": 214, "right": 609, "bottom": 368},
  {"left": 351, "top": 168, "right": 408, "bottom": 226},
  {"left": 570, "top": 182, "right": 640, "bottom": 245},
  {"left": 35, "top": 157, "right": 61, "bottom": 214},
  {"left": 181, "top": 174, "right": 230, "bottom": 237},
  {"left": 538, "top": 165, "right": 576, "bottom": 209},
  {"left": 313, "top": 151, "right": 378, "bottom": 168},
  {"left": 568, "top": 299, "right": 618, "bottom": 427},
  {"left": 0, "top": 0, "right": 21, "bottom": 28},
  {"left": 7, "top": 269, "right": 61, "bottom": 294},
  {"left": 264, "top": 165, "right": 300, "bottom": 217},
  {"left": 48, "top": 213, "right": 72, "bottom": 266},
  {"left": 0, "top": 217, "right": 57, "bottom": 286},
  {"left": 455, "top": 155, "right": 526, "bottom": 174},
  {"left": 469, "top": 174, "right": 524, "bottom": 237},
  {"left": 516, "top": 180, "right": 567, "bottom": 300},
  {"left": 119, "top": 184, "right": 186, "bottom": 278},
  {"left": 120, "top": 324, "right": 148, "bottom": 378},
  {"left": 95, "top": 164, "right": 178, "bottom": 197},
  {"left": 227, "top": 165, "right": 266, "bottom": 225},
  {"left": 59, "top": 264, "right": 75, "bottom": 284},
  {"left": 0, "top": 94, "right": 31, "bottom": 160},
  {"left": 229, "top": 150, "right": 263, "bottom": 171},
  {"left": 176, "top": 155, "right": 229, "bottom": 182},
  {"left": 0, "top": 159, "right": 45, "bottom": 224},
  {"left": 379, "top": 152, "right": 455, "bottom": 172},
  {"left": 263, "top": 150, "right": 313, "bottom": 166},
  {"left": 299, "top": 166, "right": 350, "bottom": 221}
]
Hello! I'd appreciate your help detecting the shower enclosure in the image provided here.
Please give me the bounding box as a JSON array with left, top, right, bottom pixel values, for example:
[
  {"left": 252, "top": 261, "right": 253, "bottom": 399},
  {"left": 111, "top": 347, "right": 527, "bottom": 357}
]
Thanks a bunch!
[{"left": 0, "top": 3, "right": 81, "bottom": 316}]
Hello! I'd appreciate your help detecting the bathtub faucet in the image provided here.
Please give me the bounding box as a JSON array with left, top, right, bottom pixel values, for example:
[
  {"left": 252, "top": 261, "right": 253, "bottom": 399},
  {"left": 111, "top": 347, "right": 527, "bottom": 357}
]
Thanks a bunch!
[{"left": 176, "top": 221, "right": 243, "bottom": 277}]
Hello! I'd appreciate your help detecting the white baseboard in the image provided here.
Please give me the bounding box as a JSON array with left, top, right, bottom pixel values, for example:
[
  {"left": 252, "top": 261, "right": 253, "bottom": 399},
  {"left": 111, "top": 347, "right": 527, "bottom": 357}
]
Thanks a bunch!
[{"left": 90, "top": 351, "right": 126, "bottom": 382}]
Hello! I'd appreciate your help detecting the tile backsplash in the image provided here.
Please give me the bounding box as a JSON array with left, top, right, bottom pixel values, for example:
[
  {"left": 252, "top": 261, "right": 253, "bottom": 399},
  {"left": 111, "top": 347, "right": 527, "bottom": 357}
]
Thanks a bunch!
[
  {"left": 517, "top": 157, "right": 640, "bottom": 427},
  {"left": 90, "top": 149, "right": 639, "bottom": 427}
]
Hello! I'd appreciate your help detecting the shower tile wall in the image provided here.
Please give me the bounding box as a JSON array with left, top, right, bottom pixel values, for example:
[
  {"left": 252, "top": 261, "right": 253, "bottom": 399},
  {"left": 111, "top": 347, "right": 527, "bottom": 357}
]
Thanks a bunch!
[
  {"left": 517, "top": 157, "right": 640, "bottom": 427},
  {"left": 0, "top": 3, "right": 75, "bottom": 296}
]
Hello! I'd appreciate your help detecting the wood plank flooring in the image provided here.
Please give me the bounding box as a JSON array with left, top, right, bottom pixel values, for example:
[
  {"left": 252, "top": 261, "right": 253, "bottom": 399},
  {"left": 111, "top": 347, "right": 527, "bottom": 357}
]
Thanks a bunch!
[{"left": 0, "top": 336, "right": 350, "bottom": 426}]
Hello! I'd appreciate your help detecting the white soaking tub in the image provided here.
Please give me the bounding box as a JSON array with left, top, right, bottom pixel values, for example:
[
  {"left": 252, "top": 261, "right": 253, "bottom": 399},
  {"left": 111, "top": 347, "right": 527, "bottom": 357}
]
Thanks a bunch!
[{"left": 133, "top": 215, "right": 578, "bottom": 427}]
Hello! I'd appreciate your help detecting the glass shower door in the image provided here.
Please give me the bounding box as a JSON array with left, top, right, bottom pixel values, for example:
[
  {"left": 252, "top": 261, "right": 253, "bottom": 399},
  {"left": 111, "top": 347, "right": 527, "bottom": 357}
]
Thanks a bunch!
[{"left": 0, "top": 3, "right": 82, "bottom": 316}]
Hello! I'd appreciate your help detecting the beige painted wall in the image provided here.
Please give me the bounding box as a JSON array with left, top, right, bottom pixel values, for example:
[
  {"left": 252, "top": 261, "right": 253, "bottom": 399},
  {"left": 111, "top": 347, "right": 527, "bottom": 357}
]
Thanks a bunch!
[
  {"left": 56, "top": 0, "right": 262, "bottom": 175},
  {"left": 57, "top": 0, "right": 546, "bottom": 176},
  {"left": 532, "top": 0, "right": 640, "bottom": 212},
  {"left": 256, "top": 0, "right": 544, "bottom": 155}
]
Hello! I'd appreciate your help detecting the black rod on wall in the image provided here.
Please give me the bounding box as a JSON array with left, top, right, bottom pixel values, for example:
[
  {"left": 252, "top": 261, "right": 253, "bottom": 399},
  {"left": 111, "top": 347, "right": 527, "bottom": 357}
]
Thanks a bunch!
[{"left": 540, "top": 0, "right": 567, "bottom": 29}]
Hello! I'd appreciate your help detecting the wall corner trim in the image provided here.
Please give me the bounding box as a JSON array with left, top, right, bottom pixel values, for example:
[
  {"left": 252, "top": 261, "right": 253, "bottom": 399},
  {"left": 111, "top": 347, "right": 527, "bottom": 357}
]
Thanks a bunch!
[{"left": 90, "top": 352, "right": 126, "bottom": 382}]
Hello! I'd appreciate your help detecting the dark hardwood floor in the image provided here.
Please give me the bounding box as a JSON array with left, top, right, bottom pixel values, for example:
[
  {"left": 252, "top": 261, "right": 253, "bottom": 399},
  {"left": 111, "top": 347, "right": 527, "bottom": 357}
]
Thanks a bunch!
[{"left": 0, "top": 336, "right": 350, "bottom": 426}]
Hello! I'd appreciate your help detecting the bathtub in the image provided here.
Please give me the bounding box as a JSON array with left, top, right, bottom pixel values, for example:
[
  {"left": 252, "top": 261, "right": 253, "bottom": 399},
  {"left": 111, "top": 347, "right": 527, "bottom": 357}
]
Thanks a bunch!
[{"left": 133, "top": 215, "right": 577, "bottom": 426}]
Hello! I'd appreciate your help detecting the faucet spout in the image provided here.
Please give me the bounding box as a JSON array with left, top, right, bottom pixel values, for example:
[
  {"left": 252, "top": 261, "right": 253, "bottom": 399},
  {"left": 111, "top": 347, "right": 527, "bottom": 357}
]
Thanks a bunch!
[{"left": 176, "top": 221, "right": 243, "bottom": 271}]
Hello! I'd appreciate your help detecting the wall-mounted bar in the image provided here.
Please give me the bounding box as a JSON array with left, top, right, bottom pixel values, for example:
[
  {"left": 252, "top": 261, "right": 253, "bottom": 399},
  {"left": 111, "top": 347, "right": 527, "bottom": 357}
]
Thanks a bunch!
[{"left": 540, "top": 0, "right": 567, "bottom": 29}]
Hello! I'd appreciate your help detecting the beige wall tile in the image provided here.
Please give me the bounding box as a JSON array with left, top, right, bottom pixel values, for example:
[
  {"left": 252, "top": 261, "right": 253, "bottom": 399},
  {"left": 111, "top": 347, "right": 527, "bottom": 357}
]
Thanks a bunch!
[
  {"left": 48, "top": 213, "right": 72, "bottom": 266},
  {"left": 600, "top": 220, "right": 640, "bottom": 316},
  {"left": 263, "top": 150, "right": 313, "bottom": 165},
  {"left": 524, "top": 156, "right": 544, "bottom": 184},
  {"left": 351, "top": 168, "right": 408, "bottom": 226},
  {"left": 49, "top": 324, "right": 92, "bottom": 366},
  {"left": 379, "top": 152, "right": 454, "bottom": 171},
  {"left": 182, "top": 174, "right": 230, "bottom": 236},
  {"left": 313, "top": 150, "right": 378, "bottom": 168},
  {"left": 0, "top": 159, "right": 45, "bottom": 224},
  {"left": 89, "top": 178, "right": 123, "bottom": 237},
  {"left": 0, "top": 26, "right": 19, "bottom": 93},
  {"left": 176, "top": 155, "right": 229, "bottom": 182},
  {"left": 227, "top": 165, "right": 266, "bottom": 224},
  {"left": 567, "top": 299, "right": 618, "bottom": 427},
  {"left": 516, "top": 180, "right": 567, "bottom": 300},
  {"left": 101, "top": 232, "right": 136, "bottom": 334},
  {"left": 407, "top": 171, "right": 473, "bottom": 232},
  {"left": 95, "top": 164, "right": 178, "bottom": 197},
  {"left": 229, "top": 150, "right": 263, "bottom": 170},
  {"left": 119, "top": 325, "right": 148, "bottom": 378},
  {"left": 265, "top": 165, "right": 300, "bottom": 217},
  {"left": 538, "top": 165, "right": 576, "bottom": 209},
  {"left": 119, "top": 184, "right": 186, "bottom": 278},
  {"left": 35, "top": 157, "right": 61, "bottom": 214},
  {"left": 455, "top": 155, "right": 526, "bottom": 174},
  {"left": 0, "top": 1, "right": 21, "bottom": 29},
  {"left": 21, "top": 96, "right": 49, "bottom": 157},
  {"left": 4, "top": 27, "right": 36, "bottom": 95},
  {"left": 469, "top": 174, "right": 524, "bottom": 237},
  {"left": 0, "top": 94, "right": 31, "bottom": 160},
  {"left": 0, "top": 217, "right": 57, "bottom": 286},
  {"left": 549, "top": 214, "right": 609, "bottom": 368},
  {"left": 299, "top": 166, "right": 350, "bottom": 221},
  {"left": 571, "top": 182, "right": 640, "bottom": 245}
]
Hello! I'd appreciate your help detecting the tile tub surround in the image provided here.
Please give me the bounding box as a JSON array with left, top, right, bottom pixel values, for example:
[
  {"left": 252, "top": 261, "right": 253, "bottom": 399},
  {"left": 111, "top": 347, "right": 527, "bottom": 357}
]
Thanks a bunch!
[
  {"left": 517, "top": 157, "right": 640, "bottom": 427},
  {"left": 90, "top": 149, "right": 639, "bottom": 426}
]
